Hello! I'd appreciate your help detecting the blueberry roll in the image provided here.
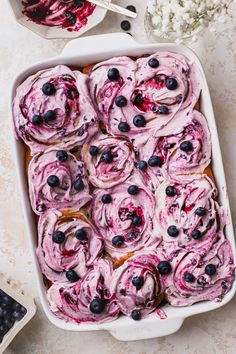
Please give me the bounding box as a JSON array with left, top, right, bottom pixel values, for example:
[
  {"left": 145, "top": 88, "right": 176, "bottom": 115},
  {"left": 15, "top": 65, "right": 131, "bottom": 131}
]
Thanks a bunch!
[
  {"left": 91, "top": 173, "right": 160, "bottom": 259},
  {"left": 37, "top": 210, "right": 103, "bottom": 283},
  {"left": 155, "top": 175, "right": 226, "bottom": 255},
  {"left": 47, "top": 259, "right": 120, "bottom": 324},
  {"left": 111, "top": 253, "right": 164, "bottom": 319},
  {"left": 28, "top": 148, "right": 91, "bottom": 214},
  {"left": 138, "top": 110, "right": 211, "bottom": 183},
  {"left": 13, "top": 65, "right": 98, "bottom": 154},
  {"left": 164, "top": 241, "right": 235, "bottom": 306},
  {"left": 82, "top": 134, "right": 135, "bottom": 188},
  {"left": 89, "top": 52, "right": 201, "bottom": 145}
]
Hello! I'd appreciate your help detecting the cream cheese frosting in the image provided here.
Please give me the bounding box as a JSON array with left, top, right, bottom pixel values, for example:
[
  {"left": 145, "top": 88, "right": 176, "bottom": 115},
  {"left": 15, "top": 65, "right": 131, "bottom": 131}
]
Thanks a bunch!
[
  {"left": 37, "top": 210, "right": 103, "bottom": 282},
  {"left": 91, "top": 172, "right": 160, "bottom": 259},
  {"left": 111, "top": 252, "right": 163, "bottom": 318},
  {"left": 13, "top": 65, "right": 98, "bottom": 154},
  {"left": 47, "top": 259, "right": 120, "bottom": 324},
  {"left": 28, "top": 148, "right": 91, "bottom": 214},
  {"left": 82, "top": 133, "right": 135, "bottom": 188}
]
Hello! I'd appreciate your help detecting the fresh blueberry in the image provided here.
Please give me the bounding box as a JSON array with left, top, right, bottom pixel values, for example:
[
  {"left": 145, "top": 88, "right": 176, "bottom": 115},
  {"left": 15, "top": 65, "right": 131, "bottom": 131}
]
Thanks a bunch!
[
  {"left": 64, "top": 11, "right": 77, "bottom": 25},
  {"left": 184, "top": 273, "right": 196, "bottom": 283},
  {"left": 107, "top": 68, "right": 120, "bottom": 81},
  {"left": 148, "top": 156, "right": 163, "bottom": 167},
  {"left": 126, "top": 5, "right": 136, "bottom": 13},
  {"left": 132, "top": 276, "right": 144, "bottom": 290},
  {"left": 74, "top": 178, "right": 85, "bottom": 191},
  {"left": 56, "top": 150, "right": 68, "bottom": 162},
  {"left": 101, "top": 151, "right": 114, "bottom": 163},
  {"left": 47, "top": 175, "right": 59, "bottom": 187},
  {"left": 115, "top": 95, "right": 127, "bottom": 107},
  {"left": 102, "top": 194, "right": 112, "bottom": 204},
  {"left": 44, "top": 110, "right": 56, "bottom": 123},
  {"left": 157, "top": 261, "right": 172, "bottom": 275},
  {"left": 20, "top": 306, "right": 27, "bottom": 316},
  {"left": 12, "top": 310, "right": 24, "bottom": 321},
  {"left": 191, "top": 229, "right": 202, "bottom": 240},
  {"left": 205, "top": 264, "right": 217, "bottom": 276},
  {"left": 12, "top": 302, "right": 21, "bottom": 312},
  {"left": 180, "top": 141, "right": 193, "bottom": 152},
  {"left": 118, "top": 122, "right": 130, "bottom": 132},
  {"left": 195, "top": 207, "right": 207, "bottom": 216},
  {"left": 53, "top": 231, "right": 65, "bottom": 244},
  {"left": 133, "top": 115, "right": 146, "bottom": 127},
  {"left": 2, "top": 308, "right": 9, "bottom": 318},
  {"left": 132, "top": 94, "right": 144, "bottom": 105},
  {"left": 158, "top": 105, "right": 169, "bottom": 114},
  {"left": 0, "top": 324, "right": 8, "bottom": 336},
  {"left": 32, "top": 115, "right": 43, "bottom": 125},
  {"left": 65, "top": 270, "right": 79, "bottom": 282},
  {"left": 121, "top": 20, "right": 131, "bottom": 31},
  {"left": 112, "top": 235, "right": 125, "bottom": 247},
  {"left": 148, "top": 58, "right": 159, "bottom": 68},
  {"left": 131, "top": 309, "right": 141, "bottom": 321},
  {"left": 128, "top": 185, "right": 139, "bottom": 195},
  {"left": 167, "top": 225, "right": 179, "bottom": 237},
  {"left": 2, "top": 294, "right": 13, "bottom": 306},
  {"left": 3, "top": 318, "right": 14, "bottom": 330},
  {"left": 89, "top": 298, "right": 105, "bottom": 314},
  {"left": 165, "top": 186, "right": 176, "bottom": 197},
  {"left": 75, "top": 228, "right": 87, "bottom": 241},
  {"left": 132, "top": 215, "right": 142, "bottom": 227},
  {"left": 165, "top": 78, "right": 178, "bottom": 90},
  {"left": 138, "top": 160, "right": 148, "bottom": 171},
  {"left": 89, "top": 145, "right": 99, "bottom": 156},
  {"left": 42, "top": 82, "right": 56, "bottom": 96}
]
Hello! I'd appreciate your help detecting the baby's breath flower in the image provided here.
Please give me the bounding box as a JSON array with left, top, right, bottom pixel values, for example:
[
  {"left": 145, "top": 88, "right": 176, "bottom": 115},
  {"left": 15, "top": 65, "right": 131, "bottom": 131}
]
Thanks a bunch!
[{"left": 146, "top": 0, "right": 232, "bottom": 43}]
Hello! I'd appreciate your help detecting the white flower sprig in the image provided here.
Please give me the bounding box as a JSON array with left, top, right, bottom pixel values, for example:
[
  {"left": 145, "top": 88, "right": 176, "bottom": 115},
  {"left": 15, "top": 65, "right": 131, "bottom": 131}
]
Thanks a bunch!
[{"left": 146, "top": 0, "right": 233, "bottom": 43}]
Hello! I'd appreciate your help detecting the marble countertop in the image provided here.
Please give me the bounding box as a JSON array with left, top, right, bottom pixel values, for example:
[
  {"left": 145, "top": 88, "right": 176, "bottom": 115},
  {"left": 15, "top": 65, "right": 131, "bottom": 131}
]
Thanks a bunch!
[{"left": 1, "top": 0, "right": 236, "bottom": 352}]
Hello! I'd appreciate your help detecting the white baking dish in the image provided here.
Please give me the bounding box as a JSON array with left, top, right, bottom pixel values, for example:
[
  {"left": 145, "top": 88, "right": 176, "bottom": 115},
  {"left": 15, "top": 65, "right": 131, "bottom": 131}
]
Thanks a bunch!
[
  {"left": 10, "top": 33, "right": 236, "bottom": 341},
  {"left": 7, "top": 0, "right": 108, "bottom": 39}
]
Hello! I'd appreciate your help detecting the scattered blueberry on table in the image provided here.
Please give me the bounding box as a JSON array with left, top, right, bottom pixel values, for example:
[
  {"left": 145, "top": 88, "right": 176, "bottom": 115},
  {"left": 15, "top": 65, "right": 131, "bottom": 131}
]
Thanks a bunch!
[
  {"left": 0, "top": 289, "right": 27, "bottom": 343},
  {"left": 120, "top": 5, "right": 137, "bottom": 34}
]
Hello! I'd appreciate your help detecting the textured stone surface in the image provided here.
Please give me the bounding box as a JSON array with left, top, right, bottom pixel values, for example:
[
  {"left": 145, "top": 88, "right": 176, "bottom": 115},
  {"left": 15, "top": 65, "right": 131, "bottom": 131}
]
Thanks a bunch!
[{"left": 1, "top": 0, "right": 236, "bottom": 352}]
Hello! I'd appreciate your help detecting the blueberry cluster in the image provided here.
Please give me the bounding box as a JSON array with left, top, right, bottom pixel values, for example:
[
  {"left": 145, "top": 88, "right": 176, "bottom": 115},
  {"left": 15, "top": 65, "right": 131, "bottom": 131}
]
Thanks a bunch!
[{"left": 0, "top": 290, "right": 27, "bottom": 343}]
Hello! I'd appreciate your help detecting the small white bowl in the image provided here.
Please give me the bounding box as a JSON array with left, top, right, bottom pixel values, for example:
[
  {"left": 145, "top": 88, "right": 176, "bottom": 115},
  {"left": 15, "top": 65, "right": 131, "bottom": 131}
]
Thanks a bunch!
[
  {"left": 7, "top": 0, "right": 108, "bottom": 39},
  {"left": 0, "top": 273, "right": 36, "bottom": 353}
]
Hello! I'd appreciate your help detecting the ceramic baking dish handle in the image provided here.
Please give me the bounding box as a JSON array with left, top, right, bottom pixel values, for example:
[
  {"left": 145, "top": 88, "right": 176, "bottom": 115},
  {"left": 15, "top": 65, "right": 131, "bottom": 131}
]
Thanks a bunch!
[
  {"left": 106, "top": 317, "right": 184, "bottom": 341},
  {"left": 61, "top": 33, "right": 140, "bottom": 57}
]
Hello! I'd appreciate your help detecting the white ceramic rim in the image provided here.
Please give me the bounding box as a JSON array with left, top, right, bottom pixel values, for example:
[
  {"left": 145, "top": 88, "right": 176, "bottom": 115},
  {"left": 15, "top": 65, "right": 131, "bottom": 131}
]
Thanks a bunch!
[{"left": 9, "top": 33, "right": 236, "bottom": 341}]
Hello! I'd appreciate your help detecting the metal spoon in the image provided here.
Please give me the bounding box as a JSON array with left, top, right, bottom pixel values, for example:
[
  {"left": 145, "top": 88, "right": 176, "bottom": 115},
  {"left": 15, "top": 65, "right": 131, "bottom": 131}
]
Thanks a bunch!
[{"left": 88, "top": 0, "right": 137, "bottom": 18}]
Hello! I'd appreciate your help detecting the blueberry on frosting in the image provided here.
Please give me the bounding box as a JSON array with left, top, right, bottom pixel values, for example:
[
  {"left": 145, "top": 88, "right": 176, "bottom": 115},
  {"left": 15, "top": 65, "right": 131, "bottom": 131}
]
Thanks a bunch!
[
  {"left": 165, "top": 78, "right": 178, "bottom": 90},
  {"left": 107, "top": 68, "right": 120, "bottom": 81},
  {"left": 52, "top": 231, "right": 65, "bottom": 244},
  {"left": 148, "top": 58, "right": 159, "bottom": 68},
  {"left": 118, "top": 122, "right": 130, "bottom": 132},
  {"left": 32, "top": 114, "right": 43, "bottom": 125},
  {"left": 42, "top": 82, "right": 56, "bottom": 96},
  {"left": 47, "top": 175, "right": 59, "bottom": 187},
  {"left": 133, "top": 115, "right": 146, "bottom": 128}
]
